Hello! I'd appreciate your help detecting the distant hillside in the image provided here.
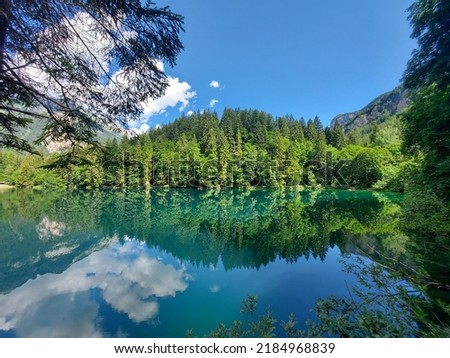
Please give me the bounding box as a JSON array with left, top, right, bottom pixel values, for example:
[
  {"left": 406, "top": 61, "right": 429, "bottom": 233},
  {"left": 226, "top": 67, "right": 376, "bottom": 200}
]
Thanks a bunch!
[
  {"left": 16, "top": 117, "right": 123, "bottom": 153},
  {"left": 331, "top": 86, "right": 410, "bottom": 132}
]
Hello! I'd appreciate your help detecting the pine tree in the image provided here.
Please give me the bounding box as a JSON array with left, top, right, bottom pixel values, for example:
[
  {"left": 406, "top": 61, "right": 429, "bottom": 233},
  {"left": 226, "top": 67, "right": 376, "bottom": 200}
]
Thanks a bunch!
[
  {"left": 290, "top": 120, "right": 305, "bottom": 142},
  {"left": 330, "top": 122, "right": 346, "bottom": 149},
  {"left": 201, "top": 126, "right": 219, "bottom": 187},
  {"left": 0, "top": 0, "right": 184, "bottom": 153},
  {"left": 232, "top": 129, "right": 245, "bottom": 187},
  {"left": 402, "top": 0, "right": 450, "bottom": 199},
  {"left": 403, "top": 0, "right": 450, "bottom": 89},
  {"left": 217, "top": 129, "right": 231, "bottom": 186},
  {"left": 305, "top": 119, "right": 317, "bottom": 141}
]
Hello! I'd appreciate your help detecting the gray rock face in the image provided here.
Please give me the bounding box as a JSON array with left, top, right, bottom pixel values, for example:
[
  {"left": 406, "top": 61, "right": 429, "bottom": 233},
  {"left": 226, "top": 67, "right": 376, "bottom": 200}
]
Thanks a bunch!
[{"left": 331, "top": 86, "right": 410, "bottom": 132}]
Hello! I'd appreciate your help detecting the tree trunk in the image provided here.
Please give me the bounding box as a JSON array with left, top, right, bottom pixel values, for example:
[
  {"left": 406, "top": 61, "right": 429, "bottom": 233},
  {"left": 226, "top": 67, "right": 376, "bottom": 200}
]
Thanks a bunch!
[{"left": 0, "top": 0, "right": 10, "bottom": 72}]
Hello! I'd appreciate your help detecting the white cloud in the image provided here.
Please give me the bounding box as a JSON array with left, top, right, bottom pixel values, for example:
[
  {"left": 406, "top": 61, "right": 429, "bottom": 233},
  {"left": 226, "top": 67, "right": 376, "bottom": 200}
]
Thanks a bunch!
[
  {"left": 15, "top": 12, "right": 196, "bottom": 130},
  {"left": 131, "top": 122, "right": 150, "bottom": 135},
  {"left": 155, "top": 60, "right": 165, "bottom": 72},
  {"left": 0, "top": 241, "right": 191, "bottom": 337},
  {"left": 187, "top": 110, "right": 194, "bottom": 117},
  {"left": 209, "top": 80, "right": 220, "bottom": 88},
  {"left": 129, "top": 75, "right": 196, "bottom": 133},
  {"left": 209, "top": 99, "right": 219, "bottom": 108},
  {"left": 154, "top": 124, "right": 162, "bottom": 130},
  {"left": 142, "top": 77, "right": 196, "bottom": 118},
  {"left": 17, "top": 12, "right": 116, "bottom": 103}
]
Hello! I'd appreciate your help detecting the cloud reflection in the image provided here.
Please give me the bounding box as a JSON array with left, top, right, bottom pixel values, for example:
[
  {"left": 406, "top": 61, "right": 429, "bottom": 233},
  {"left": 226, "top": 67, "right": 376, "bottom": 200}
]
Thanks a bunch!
[
  {"left": 0, "top": 240, "right": 190, "bottom": 337},
  {"left": 36, "top": 217, "right": 66, "bottom": 241}
]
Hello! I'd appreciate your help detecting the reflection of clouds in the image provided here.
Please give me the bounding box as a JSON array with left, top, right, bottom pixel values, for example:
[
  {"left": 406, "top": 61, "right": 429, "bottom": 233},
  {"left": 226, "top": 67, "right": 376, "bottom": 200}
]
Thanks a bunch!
[
  {"left": 36, "top": 217, "right": 66, "bottom": 241},
  {"left": 13, "top": 292, "right": 102, "bottom": 338},
  {"left": 209, "top": 284, "right": 220, "bottom": 293},
  {"left": 98, "top": 247, "right": 190, "bottom": 323},
  {"left": 44, "top": 245, "right": 79, "bottom": 258},
  {"left": 0, "top": 241, "right": 190, "bottom": 337}
]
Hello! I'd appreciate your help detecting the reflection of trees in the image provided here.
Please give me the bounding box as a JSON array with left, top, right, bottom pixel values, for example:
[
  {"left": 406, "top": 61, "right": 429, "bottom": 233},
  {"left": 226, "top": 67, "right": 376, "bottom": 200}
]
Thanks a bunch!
[
  {"left": 0, "top": 188, "right": 406, "bottom": 293},
  {"left": 156, "top": 189, "right": 402, "bottom": 268}
]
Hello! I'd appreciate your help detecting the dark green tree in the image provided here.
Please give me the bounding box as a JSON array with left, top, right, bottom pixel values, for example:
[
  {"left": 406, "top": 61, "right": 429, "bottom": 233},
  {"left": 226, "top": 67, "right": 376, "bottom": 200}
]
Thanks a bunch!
[
  {"left": 330, "top": 122, "right": 346, "bottom": 149},
  {"left": 402, "top": 0, "right": 450, "bottom": 200},
  {"left": 403, "top": 0, "right": 450, "bottom": 89},
  {"left": 0, "top": 0, "right": 184, "bottom": 153},
  {"left": 306, "top": 117, "right": 327, "bottom": 184},
  {"left": 221, "top": 108, "right": 240, "bottom": 143},
  {"left": 290, "top": 120, "right": 305, "bottom": 142},
  {"left": 254, "top": 121, "right": 269, "bottom": 148},
  {"left": 232, "top": 129, "right": 245, "bottom": 187},
  {"left": 402, "top": 86, "right": 450, "bottom": 197},
  {"left": 277, "top": 117, "right": 291, "bottom": 138},
  {"left": 102, "top": 138, "right": 123, "bottom": 187},
  {"left": 242, "top": 142, "right": 259, "bottom": 186},
  {"left": 324, "top": 126, "right": 332, "bottom": 145},
  {"left": 217, "top": 128, "right": 231, "bottom": 186},
  {"left": 342, "top": 149, "right": 385, "bottom": 189},
  {"left": 305, "top": 119, "right": 317, "bottom": 141}
]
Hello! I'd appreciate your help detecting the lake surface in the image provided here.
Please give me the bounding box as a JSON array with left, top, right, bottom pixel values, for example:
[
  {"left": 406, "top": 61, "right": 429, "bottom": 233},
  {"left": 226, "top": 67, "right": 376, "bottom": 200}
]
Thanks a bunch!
[{"left": 0, "top": 188, "right": 435, "bottom": 337}]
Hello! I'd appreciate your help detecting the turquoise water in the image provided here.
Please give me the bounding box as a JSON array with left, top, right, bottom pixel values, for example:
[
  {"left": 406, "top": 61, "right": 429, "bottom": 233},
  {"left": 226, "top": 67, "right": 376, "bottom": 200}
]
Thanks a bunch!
[{"left": 0, "top": 188, "right": 407, "bottom": 337}]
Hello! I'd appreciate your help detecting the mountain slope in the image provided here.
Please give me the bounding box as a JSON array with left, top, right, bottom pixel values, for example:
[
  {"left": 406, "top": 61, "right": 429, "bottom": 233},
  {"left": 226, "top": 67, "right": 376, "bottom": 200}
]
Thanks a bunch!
[
  {"left": 331, "top": 86, "right": 410, "bottom": 132},
  {"left": 15, "top": 118, "right": 123, "bottom": 153}
]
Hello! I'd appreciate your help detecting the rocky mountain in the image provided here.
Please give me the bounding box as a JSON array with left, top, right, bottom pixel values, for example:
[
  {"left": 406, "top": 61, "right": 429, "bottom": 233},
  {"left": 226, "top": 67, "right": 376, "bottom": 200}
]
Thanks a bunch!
[
  {"left": 331, "top": 86, "right": 410, "bottom": 132},
  {"left": 16, "top": 117, "right": 123, "bottom": 153}
]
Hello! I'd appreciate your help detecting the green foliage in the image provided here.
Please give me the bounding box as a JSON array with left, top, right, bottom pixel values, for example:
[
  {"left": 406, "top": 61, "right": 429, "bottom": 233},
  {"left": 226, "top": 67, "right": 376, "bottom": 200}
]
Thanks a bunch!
[
  {"left": 345, "top": 151, "right": 383, "bottom": 188},
  {"left": 402, "top": 184, "right": 450, "bottom": 238},
  {"left": 371, "top": 116, "right": 403, "bottom": 151},
  {"left": 403, "top": 0, "right": 450, "bottom": 89},
  {"left": 0, "top": 150, "right": 64, "bottom": 189},
  {"left": 401, "top": 1, "right": 450, "bottom": 190},
  {"left": 188, "top": 295, "right": 277, "bottom": 338},
  {"left": 309, "top": 258, "right": 421, "bottom": 337},
  {"left": 328, "top": 122, "right": 346, "bottom": 149},
  {"left": 338, "top": 146, "right": 393, "bottom": 189},
  {"left": 346, "top": 115, "right": 403, "bottom": 150},
  {"left": 373, "top": 156, "right": 420, "bottom": 193},
  {"left": 398, "top": 0, "right": 450, "bottom": 241},
  {"left": 402, "top": 85, "right": 450, "bottom": 199},
  {"left": 1, "top": 0, "right": 449, "bottom": 339},
  {"left": 312, "top": 256, "right": 450, "bottom": 338},
  {"left": 1, "top": 0, "right": 184, "bottom": 153},
  {"left": 1, "top": 106, "right": 410, "bottom": 190},
  {"left": 0, "top": 150, "right": 20, "bottom": 183}
]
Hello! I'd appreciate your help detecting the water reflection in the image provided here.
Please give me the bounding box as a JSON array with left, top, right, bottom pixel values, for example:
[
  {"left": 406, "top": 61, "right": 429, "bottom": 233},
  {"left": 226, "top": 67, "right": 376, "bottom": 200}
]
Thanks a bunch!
[
  {"left": 0, "top": 240, "right": 190, "bottom": 337},
  {"left": 36, "top": 217, "right": 67, "bottom": 241},
  {"left": 0, "top": 188, "right": 413, "bottom": 337}
]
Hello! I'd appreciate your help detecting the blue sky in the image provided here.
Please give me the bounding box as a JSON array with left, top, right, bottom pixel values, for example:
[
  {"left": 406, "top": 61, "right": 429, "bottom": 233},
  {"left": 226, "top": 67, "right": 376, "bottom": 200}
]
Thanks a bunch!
[{"left": 135, "top": 0, "right": 416, "bottom": 131}]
